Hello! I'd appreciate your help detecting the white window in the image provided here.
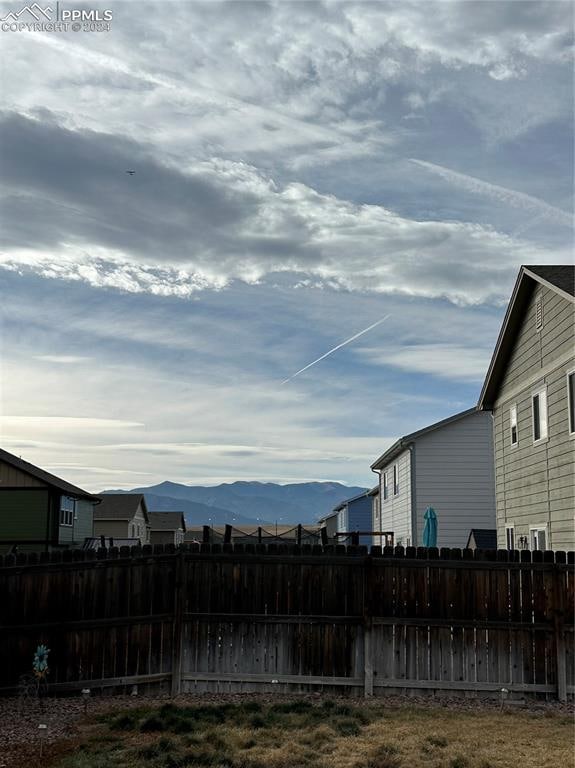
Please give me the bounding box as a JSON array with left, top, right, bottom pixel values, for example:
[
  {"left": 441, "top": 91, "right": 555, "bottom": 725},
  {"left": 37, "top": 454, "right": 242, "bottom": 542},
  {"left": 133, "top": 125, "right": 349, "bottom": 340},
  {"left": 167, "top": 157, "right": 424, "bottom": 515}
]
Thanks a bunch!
[
  {"left": 530, "top": 526, "right": 547, "bottom": 551},
  {"left": 382, "top": 472, "right": 389, "bottom": 501},
  {"left": 509, "top": 405, "right": 518, "bottom": 446},
  {"left": 393, "top": 464, "right": 399, "bottom": 496},
  {"left": 532, "top": 387, "right": 548, "bottom": 443},
  {"left": 59, "top": 496, "right": 75, "bottom": 526},
  {"left": 505, "top": 525, "right": 515, "bottom": 550},
  {"left": 568, "top": 371, "right": 575, "bottom": 436}
]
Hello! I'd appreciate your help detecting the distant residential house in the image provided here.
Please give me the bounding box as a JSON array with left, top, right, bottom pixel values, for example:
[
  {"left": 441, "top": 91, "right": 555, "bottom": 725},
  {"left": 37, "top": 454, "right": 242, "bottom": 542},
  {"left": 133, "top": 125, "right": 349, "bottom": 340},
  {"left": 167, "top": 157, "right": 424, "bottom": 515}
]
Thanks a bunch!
[
  {"left": 0, "top": 448, "right": 99, "bottom": 552},
  {"left": 316, "top": 511, "right": 339, "bottom": 542},
  {"left": 93, "top": 494, "right": 150, "bottom": 545},
  {"left": 148, "top": 511, "right": 186, "bottom": 546},
  {"left": 466, "top": 529, "right": 497, "bottom": 551},
  {"left": 371, "top": 409, "right": 496, "bottom": 549},
  {"left": 478, "top": 265, "right": 575, "bottom": 551},
  {"left": 331, "top": 490, "right": 373, "bottom": 546},
  {"left": 367, "top": 486, "right": 389, "bottom": 547}
]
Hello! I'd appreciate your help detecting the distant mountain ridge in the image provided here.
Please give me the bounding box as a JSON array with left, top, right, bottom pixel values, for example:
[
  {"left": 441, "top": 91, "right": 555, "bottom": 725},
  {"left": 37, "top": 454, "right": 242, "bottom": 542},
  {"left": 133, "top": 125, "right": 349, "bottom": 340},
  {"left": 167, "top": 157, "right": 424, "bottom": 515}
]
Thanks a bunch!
[{"left": 100, "top": 480, "right": 369, "bottom": 528}]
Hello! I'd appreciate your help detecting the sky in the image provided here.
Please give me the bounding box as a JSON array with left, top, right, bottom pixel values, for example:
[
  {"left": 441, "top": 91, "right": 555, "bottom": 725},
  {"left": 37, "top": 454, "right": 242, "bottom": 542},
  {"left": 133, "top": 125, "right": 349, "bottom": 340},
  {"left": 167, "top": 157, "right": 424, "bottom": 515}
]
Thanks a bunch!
[{"left": 0, "top": 0, "right": 573, "bottom": 492}]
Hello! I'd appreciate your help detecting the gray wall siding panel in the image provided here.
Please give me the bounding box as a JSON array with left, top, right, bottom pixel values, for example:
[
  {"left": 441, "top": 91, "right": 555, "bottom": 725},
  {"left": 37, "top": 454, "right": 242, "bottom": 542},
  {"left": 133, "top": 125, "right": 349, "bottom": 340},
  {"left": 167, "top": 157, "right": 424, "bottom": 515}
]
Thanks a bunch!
[
  {"left": 377, "top": 449, "right": 412, "bottom": 546},
  {"left": 414, "top": 410, "right": 495, "bottom": 548}
]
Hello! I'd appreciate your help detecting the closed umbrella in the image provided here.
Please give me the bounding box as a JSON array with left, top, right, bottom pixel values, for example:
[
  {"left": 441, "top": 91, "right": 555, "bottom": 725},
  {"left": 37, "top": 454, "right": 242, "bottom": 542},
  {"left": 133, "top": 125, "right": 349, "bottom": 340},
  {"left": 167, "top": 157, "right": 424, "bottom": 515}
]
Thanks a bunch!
[{"left": 422, "top": 506, "right": 438, "bottom": 547}]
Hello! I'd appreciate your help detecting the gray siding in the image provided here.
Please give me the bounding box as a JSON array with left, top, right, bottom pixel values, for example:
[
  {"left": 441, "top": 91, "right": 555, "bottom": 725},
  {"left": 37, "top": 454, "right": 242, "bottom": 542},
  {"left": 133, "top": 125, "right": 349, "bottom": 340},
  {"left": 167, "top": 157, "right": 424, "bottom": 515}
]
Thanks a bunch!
[
  {"left": 378, "top": 448, "right": 413, "bottom": 546},
  {"left": 493, "top": 286, "right": 575, "bottom": 550},
  {"left": 415, "top": 410, "right": 496, "bottom": 548}
]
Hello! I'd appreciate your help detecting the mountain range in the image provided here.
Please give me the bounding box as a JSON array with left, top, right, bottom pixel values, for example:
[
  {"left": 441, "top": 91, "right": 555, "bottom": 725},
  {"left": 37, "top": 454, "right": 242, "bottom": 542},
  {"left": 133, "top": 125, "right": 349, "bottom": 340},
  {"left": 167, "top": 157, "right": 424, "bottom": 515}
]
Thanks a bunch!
[{"left": 100, "top": 481, "right": 368, "bottom": 528}]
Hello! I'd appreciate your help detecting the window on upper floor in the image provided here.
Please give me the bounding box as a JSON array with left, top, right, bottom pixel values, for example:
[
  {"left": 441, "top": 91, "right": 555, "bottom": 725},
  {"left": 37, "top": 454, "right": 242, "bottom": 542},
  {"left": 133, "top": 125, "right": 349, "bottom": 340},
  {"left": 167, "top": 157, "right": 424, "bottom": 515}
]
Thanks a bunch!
[
  {"left": 568, "top": 371, "right": 575, "bottom": 436},
  {"left": 393, "top": 464, "right": 399, "bottom": 496},
  {"left": 510, "top": 405, "right": 518, "bottom": 446},
  {"left": 382, "top": 472, "right": 388, "bottom": 501},
  {"left": 505, "top": 525, "right": 515, "bottom": 551},
  {"left": 59, "top": 496, "right": 75, "bottom": 526},
  {"left": 532, "top": 387, "right": 548, "bottom": 443},
  {"left": 530, "top": 526, "right": 547, "bottom": 551}
]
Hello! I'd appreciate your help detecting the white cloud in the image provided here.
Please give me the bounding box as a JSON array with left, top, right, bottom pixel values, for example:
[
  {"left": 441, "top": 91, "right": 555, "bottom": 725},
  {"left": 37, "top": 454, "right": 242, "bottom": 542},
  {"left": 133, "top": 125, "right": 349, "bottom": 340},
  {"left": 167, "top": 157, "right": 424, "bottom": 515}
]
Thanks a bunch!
[
  {"left": 34, "top": 355, "right": 91, "bottom": 364},
  {"left": 361, "top": 344, "right": 493, "bottom": 382}
]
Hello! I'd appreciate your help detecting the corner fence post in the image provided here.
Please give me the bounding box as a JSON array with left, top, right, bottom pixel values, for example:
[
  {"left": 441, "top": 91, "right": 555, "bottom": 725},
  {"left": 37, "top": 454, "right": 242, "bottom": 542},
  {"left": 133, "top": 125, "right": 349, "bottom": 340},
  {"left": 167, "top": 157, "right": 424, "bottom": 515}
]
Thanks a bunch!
[{"left": 171, "top": 549, "right": 185, "bottom": 697}]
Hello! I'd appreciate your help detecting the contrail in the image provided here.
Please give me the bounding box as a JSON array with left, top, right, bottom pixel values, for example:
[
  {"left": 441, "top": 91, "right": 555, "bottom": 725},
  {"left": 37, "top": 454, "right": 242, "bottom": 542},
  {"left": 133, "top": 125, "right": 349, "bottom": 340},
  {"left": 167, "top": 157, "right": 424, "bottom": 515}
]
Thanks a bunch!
[
  {"left": 409, "top": 158, "right": 572, "bottom": 228},
  {"left": 281, "top": 315, "right": 391, "bottom": 385}
]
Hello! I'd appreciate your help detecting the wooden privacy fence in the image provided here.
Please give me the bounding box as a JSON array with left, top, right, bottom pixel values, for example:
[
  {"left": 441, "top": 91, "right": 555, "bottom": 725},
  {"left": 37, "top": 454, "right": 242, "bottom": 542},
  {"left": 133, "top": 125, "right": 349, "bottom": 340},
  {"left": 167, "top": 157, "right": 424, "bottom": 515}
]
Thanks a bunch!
[{"left": 0, "top": 544, "right": 573, "bottom": 700}]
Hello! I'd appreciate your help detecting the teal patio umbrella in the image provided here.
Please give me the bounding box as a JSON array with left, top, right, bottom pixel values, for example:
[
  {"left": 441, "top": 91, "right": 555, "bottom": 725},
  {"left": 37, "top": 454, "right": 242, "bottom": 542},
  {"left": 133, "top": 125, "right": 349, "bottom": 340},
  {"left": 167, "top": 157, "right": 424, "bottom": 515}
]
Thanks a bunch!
[{"left": 422, "top": 506, "right": 438, "bottom": 547}]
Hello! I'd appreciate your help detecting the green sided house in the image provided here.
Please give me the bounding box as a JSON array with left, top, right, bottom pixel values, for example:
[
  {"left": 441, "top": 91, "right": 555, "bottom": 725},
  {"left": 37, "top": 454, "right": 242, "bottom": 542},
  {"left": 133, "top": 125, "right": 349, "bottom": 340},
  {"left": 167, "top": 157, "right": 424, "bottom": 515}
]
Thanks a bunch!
[
  {"left": 478, "top": 265, "right": 575, "bottom": 551},
  {"left": 0, "top": 448, "right": 100, "bottom": 552}
]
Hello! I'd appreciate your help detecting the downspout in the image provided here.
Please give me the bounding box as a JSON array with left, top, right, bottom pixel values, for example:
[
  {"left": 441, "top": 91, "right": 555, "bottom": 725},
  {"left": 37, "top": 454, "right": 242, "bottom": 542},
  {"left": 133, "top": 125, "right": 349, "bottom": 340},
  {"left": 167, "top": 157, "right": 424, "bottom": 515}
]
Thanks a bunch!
[{"left": 370, "top": 467, "right": 381, "bottom": 547}]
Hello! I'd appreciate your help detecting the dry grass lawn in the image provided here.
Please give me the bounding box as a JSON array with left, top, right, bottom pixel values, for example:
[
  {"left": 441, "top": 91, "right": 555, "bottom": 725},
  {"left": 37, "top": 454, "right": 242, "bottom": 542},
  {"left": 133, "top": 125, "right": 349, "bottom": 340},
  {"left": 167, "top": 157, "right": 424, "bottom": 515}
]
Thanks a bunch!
[{"left": 44, "top": 700, "right": 572, "bottom": 768}]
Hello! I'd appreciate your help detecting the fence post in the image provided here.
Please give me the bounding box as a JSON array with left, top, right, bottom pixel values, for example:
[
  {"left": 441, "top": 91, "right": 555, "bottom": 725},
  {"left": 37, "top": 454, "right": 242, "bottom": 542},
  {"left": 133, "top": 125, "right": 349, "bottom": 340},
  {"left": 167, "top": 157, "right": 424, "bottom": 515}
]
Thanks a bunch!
[
  {"left": 171, "top": 550, "right": 185, "bottom": 697},
  {"left": 554, "top": 565, "right": 567, "bottom": 702},
  {"left": 364, "top": 618, "right": 374, "bottom": 697}
]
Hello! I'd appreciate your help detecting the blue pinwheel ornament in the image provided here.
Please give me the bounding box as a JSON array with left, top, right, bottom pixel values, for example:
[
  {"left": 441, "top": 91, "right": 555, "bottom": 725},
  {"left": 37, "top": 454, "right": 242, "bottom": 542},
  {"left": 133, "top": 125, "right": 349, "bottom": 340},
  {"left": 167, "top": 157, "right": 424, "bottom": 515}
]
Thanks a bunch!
[{"left": 33, "top": 644, "right": 50, "bottom": 679}]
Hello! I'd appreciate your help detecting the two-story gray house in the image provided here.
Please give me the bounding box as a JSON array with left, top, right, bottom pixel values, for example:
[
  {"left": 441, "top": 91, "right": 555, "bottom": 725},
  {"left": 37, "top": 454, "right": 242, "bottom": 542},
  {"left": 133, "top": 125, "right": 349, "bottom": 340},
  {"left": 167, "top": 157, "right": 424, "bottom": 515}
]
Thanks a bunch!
[
  {"left": 478, "top": 265, "right": 574, "bottom": 551},
  {"left": 370, "top": 409, "right": 496, "bottom": 548}
]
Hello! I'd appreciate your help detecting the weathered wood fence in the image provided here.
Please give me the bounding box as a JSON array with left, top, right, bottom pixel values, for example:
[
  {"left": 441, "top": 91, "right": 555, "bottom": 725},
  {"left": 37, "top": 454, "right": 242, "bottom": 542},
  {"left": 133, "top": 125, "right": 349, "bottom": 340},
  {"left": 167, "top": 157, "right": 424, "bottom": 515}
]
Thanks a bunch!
[{"left": 0, "top": 544, "right": 573, "bottom": 700}]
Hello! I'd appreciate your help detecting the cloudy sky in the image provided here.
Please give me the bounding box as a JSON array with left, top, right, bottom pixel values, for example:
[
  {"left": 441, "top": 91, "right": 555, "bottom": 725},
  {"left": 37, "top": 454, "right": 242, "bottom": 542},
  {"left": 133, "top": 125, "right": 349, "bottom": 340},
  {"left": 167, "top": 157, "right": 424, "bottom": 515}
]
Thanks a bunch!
[{"left": 0, "top": 0, "right": 572, "bottom": 491}]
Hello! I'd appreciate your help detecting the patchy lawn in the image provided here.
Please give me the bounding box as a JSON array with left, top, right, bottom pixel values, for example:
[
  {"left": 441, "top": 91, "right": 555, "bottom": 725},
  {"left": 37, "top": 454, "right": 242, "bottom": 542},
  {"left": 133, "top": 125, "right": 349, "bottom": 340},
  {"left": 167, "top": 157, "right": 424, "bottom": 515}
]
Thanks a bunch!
[{"left": 34, "top": 699, "right": 574, "bottom": 768}]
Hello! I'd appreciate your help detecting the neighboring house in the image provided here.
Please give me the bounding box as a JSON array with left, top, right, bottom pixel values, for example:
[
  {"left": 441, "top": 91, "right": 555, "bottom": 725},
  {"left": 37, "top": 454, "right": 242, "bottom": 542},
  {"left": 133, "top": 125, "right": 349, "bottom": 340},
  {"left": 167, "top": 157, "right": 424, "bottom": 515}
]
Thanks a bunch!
[
  {"left": 466, "top": 529, "right": 497, "bottom": 551},
  {"left": 0, "top": 448, "right": 99, "bottom": 552},
  {"left": 148, "top": 511, "right": 186, "bottom": 546},
  {"left": 93, "top": 494, "right": 150, "bottom": 545},
  {"left": 331, "top": 490, "right": 373, "bottom": 545},
  {"left": 317, "top": 511, "right": 339, "bottom": 542},
  {"left": 371, "top": 409, "right": 496, "bottom": 549},
  {"left": 478, "top": 265, "right": 575, "bottom": 551}
]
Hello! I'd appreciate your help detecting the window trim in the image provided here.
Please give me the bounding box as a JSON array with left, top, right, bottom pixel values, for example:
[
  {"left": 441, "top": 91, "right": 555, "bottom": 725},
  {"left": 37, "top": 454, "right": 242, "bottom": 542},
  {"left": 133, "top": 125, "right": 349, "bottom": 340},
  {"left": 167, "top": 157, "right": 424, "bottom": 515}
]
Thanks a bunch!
[
  {"left": 567, "top": 369, "right": 575, "bottom": 438},
  {"left": 529, "top": 525, "right": 547, "bottom": 552},
  {"left": 59, "top": 496, "right": 75, "bottom": 527},
  {"left": 509, "top": 404, "right": 518, "bottom": 447},
  {"left": 531, "top": 385, "right": 548, "bottom": 444},
  {"left": 393, "top": 463, "right": 399, "bottom": 496},
  {"left": 505, "top": 524, "right": 515, "bottom": 551},
  {"left": 382, "top": 471, "right": 388, "bottom": 501}
]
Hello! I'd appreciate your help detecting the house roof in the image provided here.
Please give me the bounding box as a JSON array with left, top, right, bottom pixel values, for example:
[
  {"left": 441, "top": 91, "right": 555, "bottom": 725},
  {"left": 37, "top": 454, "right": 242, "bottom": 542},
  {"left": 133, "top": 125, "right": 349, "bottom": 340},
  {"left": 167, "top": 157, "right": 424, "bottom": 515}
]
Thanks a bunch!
[
  {"left": 0, "top": 447, "right": 98, "bottom": 501},
  {"left": 332, "top": 488, "right": 371, "bottom": 512},
  {"left": 367, "top": 485, "right": 379, "bottom": 497},
  {"left": 370, "top": 408, "right": 477, "bottom": 471},
  {"left": 466, "top": 529, "right": 497, "bottom": 550},
  {"left": 94, "top": 493, "right": 149, "bottom": 522},
  {"left": 478, "top": 265, "right": 575, "bottom": 410},
  {"left": 148, "top": 511, "right": 186, "bottom": 532}
]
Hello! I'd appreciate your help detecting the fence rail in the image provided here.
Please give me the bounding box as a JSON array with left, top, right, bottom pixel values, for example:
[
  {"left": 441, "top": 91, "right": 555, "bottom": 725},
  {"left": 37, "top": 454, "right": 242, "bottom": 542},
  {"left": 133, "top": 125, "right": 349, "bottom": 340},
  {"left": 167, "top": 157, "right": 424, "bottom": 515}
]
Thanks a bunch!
[{"left": 1, "top": 544, "right": 573, "bottom": 700}]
